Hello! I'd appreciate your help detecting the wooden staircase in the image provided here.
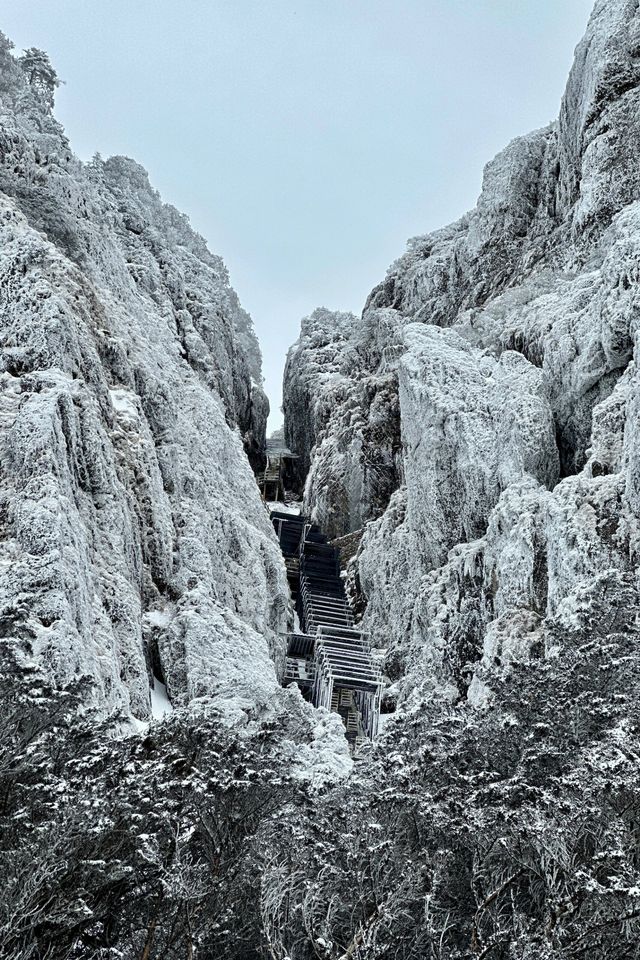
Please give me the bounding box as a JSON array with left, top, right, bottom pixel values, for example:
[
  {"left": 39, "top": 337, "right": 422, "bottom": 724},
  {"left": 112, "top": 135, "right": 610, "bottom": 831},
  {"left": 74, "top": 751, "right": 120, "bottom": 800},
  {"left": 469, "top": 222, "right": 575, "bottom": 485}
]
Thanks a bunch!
[{"left": 270, "top": 508, "right": 382, "bottom": 747}]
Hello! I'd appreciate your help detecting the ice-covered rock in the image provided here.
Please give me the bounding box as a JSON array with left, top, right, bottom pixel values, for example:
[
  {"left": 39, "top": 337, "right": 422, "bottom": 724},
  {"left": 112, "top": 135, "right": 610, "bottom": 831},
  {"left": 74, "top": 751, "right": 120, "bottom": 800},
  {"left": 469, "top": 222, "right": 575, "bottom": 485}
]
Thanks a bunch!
[
  {"left": 283, "top": 307, "right": 402, "bottom": 538},
  {"left": 0, "top": 34, "right": 289, "bottom": 725},
  {"left": 283, "top": 0, "right": 640, "bottom": 710},
  {"left": 398, "top": 324, "right": 558, "bottom": 567}
]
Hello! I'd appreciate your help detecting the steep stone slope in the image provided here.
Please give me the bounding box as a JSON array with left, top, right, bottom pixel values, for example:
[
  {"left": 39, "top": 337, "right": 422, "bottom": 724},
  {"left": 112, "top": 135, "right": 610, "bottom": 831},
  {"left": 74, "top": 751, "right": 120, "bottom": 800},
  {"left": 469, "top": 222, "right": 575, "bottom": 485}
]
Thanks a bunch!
[
  {"left": 283, "top": 0, "right": 640, "bottom": 706},
  {"left": 0, "top": 35, "right": 289, "bottom": 724}
]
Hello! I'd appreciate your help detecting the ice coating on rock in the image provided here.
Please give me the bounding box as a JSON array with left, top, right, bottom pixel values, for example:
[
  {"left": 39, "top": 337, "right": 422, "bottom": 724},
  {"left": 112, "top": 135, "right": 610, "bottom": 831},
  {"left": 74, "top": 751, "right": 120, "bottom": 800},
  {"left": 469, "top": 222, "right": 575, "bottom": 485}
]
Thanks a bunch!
[
  {"left": 0, "top": 39, "right": 290, "bottom": 726},
  {"left": 283, "top": 0, "right": 640, "bottom": 711}
]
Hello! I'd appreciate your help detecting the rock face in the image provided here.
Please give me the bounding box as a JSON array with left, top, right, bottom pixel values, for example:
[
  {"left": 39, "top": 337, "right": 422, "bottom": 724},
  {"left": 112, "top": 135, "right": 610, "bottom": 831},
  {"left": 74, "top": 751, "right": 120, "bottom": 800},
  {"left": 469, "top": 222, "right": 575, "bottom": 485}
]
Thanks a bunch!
[
  {"left": 7, "top": 8, "right": 640, "bottom": 957},
  {"left": 0, "top": 34, "right": 289, "bottom": 723},
  {"left": 284, "top": 307, "right": 402, "bottom": 538},
  {"left": 283, "top": 0, "right": 640, "bottom": 706}
]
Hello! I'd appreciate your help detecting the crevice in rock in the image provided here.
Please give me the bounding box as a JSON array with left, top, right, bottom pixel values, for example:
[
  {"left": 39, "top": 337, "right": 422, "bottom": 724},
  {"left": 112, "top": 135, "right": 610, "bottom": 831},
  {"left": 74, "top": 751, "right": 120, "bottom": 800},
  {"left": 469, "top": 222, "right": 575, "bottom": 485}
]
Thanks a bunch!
[
  {"left": 500, "top": 331, "right": 544, "bottom": 368},
  {"left": 554, "top": 365, "right": 630, "bottom": 478},
  {"left": 146, "top": 631, "right": 165, "bottom": 687}
]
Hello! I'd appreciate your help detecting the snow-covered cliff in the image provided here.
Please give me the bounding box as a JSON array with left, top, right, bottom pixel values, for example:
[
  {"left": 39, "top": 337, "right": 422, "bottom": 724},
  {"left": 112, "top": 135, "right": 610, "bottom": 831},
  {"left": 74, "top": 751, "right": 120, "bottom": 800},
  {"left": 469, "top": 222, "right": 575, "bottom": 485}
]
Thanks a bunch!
[
  {"left": 7, "top": 6, "right": 640, "bottom": 956},
  {"left": 0, "top": 34, "right": 291, "bottom": 724},
  {"left": 283, "top": 0, "right": 640, "bottom": 706}
]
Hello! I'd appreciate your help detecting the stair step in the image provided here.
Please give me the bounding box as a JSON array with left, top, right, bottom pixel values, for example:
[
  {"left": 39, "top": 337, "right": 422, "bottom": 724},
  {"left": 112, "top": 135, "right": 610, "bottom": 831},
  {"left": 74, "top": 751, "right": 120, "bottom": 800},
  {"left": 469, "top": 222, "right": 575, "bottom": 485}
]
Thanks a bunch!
[{"left": 270, "top": 507, "right": 380, "bottom": 743}]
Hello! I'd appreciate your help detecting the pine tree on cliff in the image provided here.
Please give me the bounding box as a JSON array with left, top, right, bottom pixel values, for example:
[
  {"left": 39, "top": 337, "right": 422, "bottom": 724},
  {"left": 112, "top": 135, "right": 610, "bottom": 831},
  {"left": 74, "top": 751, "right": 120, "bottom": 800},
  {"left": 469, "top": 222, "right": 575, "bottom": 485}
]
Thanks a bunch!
[{"left": 18, "top": 47, "right": 60, "bottom": 108}]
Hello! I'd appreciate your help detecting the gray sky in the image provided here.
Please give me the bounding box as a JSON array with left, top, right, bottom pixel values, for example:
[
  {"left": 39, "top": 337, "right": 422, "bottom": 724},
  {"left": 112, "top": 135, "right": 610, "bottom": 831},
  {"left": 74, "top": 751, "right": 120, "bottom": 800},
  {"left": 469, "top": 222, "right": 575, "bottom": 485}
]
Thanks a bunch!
[{"left": 2, "top": 0, "right": 594, "bottom": 429}]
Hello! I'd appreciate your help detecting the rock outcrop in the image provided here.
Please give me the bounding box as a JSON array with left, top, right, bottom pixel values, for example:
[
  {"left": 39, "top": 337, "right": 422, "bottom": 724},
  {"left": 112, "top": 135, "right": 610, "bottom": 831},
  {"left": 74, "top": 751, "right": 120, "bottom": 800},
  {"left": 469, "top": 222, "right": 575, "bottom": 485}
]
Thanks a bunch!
[
  {"left": 284, "top": 306, "right": 402, "bottom": 538},
  {"left": 0, "top": 33, "right": 289, "bottom": 724},
  {"left": 283, "top": 0, "right": 640, "bottom": 707}
]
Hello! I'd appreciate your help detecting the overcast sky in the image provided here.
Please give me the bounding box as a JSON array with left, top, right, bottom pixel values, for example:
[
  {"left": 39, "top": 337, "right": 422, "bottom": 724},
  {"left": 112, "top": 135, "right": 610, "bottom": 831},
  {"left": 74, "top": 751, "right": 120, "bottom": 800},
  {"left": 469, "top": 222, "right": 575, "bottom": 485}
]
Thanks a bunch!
[{"left": 2, "top": 0, "right": 594, "bottom": 428}]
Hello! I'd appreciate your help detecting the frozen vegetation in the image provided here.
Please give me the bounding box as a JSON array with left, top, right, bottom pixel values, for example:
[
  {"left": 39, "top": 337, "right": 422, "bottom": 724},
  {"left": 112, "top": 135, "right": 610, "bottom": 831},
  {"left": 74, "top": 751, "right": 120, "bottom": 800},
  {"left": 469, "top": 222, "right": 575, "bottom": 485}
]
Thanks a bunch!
[{"left": 4, "top": 1, "right": 640, "bottom": 957}]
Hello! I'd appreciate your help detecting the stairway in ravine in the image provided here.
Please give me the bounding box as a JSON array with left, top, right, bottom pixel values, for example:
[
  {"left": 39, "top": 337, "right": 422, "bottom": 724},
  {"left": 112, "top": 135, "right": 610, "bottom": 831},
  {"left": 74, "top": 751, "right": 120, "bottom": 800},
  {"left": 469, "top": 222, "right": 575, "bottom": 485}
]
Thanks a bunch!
[{"left": 270, "top": 508, "right": 382, "bottom": 750}]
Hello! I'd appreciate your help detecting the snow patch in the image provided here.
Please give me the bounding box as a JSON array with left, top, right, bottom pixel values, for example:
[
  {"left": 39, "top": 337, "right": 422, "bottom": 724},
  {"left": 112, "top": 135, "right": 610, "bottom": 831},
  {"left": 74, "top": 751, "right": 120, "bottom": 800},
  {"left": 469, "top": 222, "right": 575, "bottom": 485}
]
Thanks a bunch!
[
  {"left": 268, "top": 501, "right": 301, "bottom": 516},
  {"left": 109, "top": 387, "right": 139, "bottom": 421},
  {"left": 143, "top": 608, "right": 173, "bottom": 628},
  {"left": 150, "top": 677, "right": 173, "bottom": 719}
]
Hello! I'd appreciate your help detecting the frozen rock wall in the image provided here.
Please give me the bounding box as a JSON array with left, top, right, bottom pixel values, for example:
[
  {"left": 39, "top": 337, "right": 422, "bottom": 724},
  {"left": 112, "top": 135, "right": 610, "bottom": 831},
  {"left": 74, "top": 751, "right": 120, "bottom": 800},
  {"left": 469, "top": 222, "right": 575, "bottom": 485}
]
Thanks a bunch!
[
  {"left": 284, "top": 306, "right": 402, "bottom": 538},
  {"left": 283, "top": 0, "right": 640, "bottom": 707},
  {"left": 0, "top": 34, "right": 289, "bottom": 723}
]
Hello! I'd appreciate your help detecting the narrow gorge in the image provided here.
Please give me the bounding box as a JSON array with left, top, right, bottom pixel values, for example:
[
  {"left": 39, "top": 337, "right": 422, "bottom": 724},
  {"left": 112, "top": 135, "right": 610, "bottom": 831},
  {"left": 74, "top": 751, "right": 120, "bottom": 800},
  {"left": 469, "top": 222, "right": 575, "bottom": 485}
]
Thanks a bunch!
[{"left": 3, "top": 1, "right": 640, "bottom": 957}]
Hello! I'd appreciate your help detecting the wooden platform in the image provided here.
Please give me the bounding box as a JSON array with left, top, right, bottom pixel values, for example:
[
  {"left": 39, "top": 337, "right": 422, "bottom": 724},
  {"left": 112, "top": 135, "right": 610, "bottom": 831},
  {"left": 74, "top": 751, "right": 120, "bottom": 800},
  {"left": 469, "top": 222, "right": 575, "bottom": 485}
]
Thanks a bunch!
[{"left": 256, "top": 442, "right": 299, "bottom": 502}]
